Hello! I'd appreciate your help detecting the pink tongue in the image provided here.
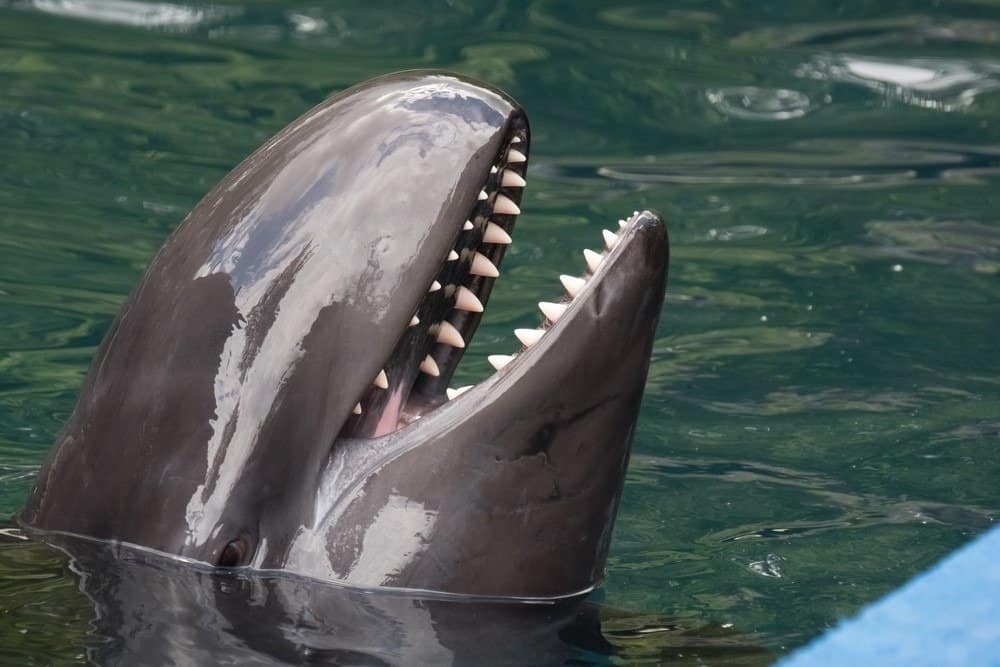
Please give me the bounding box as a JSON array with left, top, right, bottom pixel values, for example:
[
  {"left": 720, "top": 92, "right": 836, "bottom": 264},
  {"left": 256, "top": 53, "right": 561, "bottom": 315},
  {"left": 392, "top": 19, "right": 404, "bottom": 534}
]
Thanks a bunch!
[{"left": 372, "top": 387, "right": 406, "bottom": 437}]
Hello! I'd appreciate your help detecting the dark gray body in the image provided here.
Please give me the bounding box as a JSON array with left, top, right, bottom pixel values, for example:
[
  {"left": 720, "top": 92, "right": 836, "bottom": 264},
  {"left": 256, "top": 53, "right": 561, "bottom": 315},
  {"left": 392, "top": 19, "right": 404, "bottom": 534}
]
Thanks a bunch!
[{"left": 21, "top": 71, "right": 669, "bottom": 599}]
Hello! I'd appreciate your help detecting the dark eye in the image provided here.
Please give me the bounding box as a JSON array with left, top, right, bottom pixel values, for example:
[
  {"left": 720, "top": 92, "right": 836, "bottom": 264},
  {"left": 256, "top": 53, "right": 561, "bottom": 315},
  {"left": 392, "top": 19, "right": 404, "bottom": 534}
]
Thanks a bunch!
[{"left": 218, "top": 538, "right": 248, "bottom": 567}]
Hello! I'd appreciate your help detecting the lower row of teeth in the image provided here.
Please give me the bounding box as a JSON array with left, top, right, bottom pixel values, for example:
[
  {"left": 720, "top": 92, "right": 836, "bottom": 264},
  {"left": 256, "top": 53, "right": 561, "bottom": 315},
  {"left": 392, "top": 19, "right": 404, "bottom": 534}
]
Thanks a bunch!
[
  {"left": 444, "top": 213, "right": 636, "bottom": 400},
  {"left": 352, "top": 212, "right": 633, "bottom": 414}
]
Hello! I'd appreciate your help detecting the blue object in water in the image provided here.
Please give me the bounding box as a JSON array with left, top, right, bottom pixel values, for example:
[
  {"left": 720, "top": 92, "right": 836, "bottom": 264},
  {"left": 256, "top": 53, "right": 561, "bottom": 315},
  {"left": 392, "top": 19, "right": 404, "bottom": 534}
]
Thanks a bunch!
[{"left": 782, "top": 524, "right": 1000, "bottom": 666}]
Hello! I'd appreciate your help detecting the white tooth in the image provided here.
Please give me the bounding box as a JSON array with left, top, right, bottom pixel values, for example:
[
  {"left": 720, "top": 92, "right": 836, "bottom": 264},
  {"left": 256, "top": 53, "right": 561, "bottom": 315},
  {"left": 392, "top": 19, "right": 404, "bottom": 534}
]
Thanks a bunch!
[
  {"left": 539, "top": 301, "right": 568, "bottom": 323},
  {"left": 488, "top": 354, "right": 516, "bottom": 371},
  {"left": 618, "top": 218, "right": 628, "bottom": 229},
  {"left": 447, "top": 250, "right": 459, "bottom": 261},
  {"left": 437, "top": 321, "right": 465, "bottom": 348},
  {"left": 478, "top": 189, "right": 488, "bottom": 201},
  {"left": 373, "top": 370, "right": 389, "bottom": 389},
  {"left": 352, "top": 403, "right": 362, "bottom": 415},
  {"left": 446, "top": 385, "right": 474, "bottom": 400},
  {"left": 493, "top": 194, "right": 520, "bottom": 215},
  {"left": 514, "top": 328, "right": 544, "bottom": 347},
  {"left": 483, "top": 222, "right": 512, "bottom": 245},
  {"left": 470, "top": 252, "right": 499, "bottom": 278},
  {"left": 420, "top": 355, "right": 440, "bottom": 377},
  {"left": 490, "top": 165, "right": 498, "bottom": 174},
  {"left": 463, "top": 220, "right": 474, "bottom": 231},
  {"left": 454, "top": 286, "right": 484, "bottom": 312},
  {"left": 409, "top": 315, "right": 420, "bottom": 327},
  {"left": 559, "top": 274, "right": 586, "bottom": 297},
  {"left": 511, "top": 136, "right": 522, "bottom": 143},
  {"left": 583, "top": 248, "right": 603, "bottom": 273},
  {"left": 507, "top": 148, "right": 527, "bottom": 163},
  {"left": 602, "top": 229, "right": 620, "bottom": 249},
  {"left": 429, "top": 280, "right": 442, "bottom": 292},
  {"left": 501, "top": 170, "right": 526, "bottom": 188}
]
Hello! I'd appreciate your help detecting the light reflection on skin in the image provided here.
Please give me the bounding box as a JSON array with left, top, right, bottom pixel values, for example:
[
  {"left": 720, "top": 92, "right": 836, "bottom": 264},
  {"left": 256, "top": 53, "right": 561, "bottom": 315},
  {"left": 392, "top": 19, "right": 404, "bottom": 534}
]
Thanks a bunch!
[{"left": 183, "top": 85, "right": 501, "bottom": 549}]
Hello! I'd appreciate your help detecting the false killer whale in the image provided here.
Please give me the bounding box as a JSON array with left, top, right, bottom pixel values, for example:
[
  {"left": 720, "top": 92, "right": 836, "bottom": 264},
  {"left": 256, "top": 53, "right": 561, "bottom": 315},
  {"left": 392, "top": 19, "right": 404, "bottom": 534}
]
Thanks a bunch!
[{"left": 20, "top": 71, "right": 669, "bottom": 599}]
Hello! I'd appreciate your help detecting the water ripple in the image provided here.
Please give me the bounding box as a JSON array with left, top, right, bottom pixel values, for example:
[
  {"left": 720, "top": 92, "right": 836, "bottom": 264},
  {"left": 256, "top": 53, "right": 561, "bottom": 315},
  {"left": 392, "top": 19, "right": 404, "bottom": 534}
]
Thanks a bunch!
[
  {"left": 573, "top": 140, "right": 1000, "bottom": 188},
  {"left": 798, "top": 55, "right": 1000, "bottom": 112},
  {"left": 706, "top": 87, "right": 810, "bottom": 121},
  {"left": 850, "top": 219, "right": 1000, "bottom": 272},
  {"left": 21, "top": 0, "right": 233, "bottom": 30},
  {"left": 630, "top": 455, "right": 998, "bottom": 543},
  {"left": 733, "top": 17, "right": 1000, "bottom": 49}
]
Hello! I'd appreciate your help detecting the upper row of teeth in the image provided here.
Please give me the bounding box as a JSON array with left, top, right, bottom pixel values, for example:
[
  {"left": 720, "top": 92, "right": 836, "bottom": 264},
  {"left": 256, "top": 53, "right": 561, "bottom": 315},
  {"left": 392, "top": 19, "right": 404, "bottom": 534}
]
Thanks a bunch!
[
  {"left": 352, "top": 143, "right": 528, "bottom": 415},
  {"left": 445, "top": 213, "right": 635, "bottom": 400}
]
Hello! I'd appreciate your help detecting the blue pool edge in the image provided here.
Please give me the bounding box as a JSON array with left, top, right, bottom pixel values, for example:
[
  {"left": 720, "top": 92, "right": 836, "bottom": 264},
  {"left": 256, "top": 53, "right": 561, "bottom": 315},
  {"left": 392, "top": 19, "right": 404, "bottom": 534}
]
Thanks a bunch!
[{"left": 780, "top": 523, "right": 1000, "bottom": 665}]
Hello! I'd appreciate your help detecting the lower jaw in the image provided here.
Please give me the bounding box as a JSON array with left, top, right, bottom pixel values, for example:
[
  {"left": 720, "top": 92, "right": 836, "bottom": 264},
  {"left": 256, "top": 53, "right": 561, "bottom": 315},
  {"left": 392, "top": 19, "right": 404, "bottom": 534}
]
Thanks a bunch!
[{"left": 343, "top": 207, "right": 643, "bottom": 441}]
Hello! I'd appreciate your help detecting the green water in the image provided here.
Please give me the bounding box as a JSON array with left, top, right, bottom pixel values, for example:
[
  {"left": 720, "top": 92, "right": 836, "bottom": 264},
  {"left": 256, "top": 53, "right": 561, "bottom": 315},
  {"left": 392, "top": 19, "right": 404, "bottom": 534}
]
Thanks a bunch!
[{"left": 1, "top": 0, "right": 999, "bottom": 662}]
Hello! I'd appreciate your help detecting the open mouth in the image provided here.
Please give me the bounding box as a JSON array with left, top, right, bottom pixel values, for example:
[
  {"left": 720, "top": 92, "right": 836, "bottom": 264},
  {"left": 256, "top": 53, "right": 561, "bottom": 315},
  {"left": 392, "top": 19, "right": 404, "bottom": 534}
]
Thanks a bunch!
[{"left": 340, "top": 121, "right": 641, "bottom": 439}]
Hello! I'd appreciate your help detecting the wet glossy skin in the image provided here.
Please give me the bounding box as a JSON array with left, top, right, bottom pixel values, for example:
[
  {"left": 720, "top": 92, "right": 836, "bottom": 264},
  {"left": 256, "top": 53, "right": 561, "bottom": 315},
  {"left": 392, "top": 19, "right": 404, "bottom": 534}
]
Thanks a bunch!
[{"left": 20, "top": 71, "right": 669, "bottom": 598}]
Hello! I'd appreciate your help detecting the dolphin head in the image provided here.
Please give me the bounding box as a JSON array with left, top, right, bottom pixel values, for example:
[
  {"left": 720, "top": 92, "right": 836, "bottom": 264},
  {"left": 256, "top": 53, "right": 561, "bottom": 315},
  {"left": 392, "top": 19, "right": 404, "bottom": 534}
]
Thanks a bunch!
[{"left": 22, "top": 71, "right": 668, "bottom": 598}]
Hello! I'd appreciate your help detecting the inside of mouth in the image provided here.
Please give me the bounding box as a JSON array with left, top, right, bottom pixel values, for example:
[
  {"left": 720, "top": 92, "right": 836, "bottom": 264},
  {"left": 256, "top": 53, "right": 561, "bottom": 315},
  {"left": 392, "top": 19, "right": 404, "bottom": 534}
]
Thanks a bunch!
[{"left": 339, "top": 120, "right": 638, "bottom": 439}]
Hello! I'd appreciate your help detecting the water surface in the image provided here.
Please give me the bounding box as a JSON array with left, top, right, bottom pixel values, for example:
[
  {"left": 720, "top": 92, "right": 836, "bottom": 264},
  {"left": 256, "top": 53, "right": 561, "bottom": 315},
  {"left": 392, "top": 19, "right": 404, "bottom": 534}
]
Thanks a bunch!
[{"left": 1, "top": 0, "right": 998, "bottom": 662}]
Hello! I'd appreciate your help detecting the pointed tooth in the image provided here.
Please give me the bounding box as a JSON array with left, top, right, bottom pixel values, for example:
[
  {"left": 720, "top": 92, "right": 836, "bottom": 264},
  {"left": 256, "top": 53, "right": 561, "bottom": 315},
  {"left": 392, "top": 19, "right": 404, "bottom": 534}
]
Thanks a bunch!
[
  {"left": 488, "top": 354, "right": 516, "bottom": 371},
  {"left": 409, "top": 315, "right": 420, "bottom": 327},
  {"left": 583, "top": 248, "right": 603, "bottom": 273},
  {"left": 420, "top": 355, "right": 440, "bottom": 377},
  {"left": 493, "top": 194, "right": 520, "bottom": 216},
  {"left": 454, "top": 286, "right": 484, "bottom": 313},
  {"left": 447, "top": 385, "right": 474, "bottom": 400},
  {"left": 352, "top": 402, "right": 362, "bottom": 415},
  {"left": 437, "top": 321, "right": 465, "bottom": 348},
  {"left": 511, "top": 135, "right": 522, "bottom": 144},
  {"left": 470, "top": 252, "right": 499, "bottom": 278},
  {"left": 478, "top": 189, "right": 488, "bottom": 201},
  {"left": 429, "top": 280, "right": 442, "bottom": 292},
  {"left": 514, "top": 328, "right": 545, "bottom": 347},
  {"left": 602, "top": 229, "right": 620, "bottom": 249},
  {"left": 483, "top": 222, "right": 512, "bottom": 245},
  {"left": 539, "top": 301, "right": 568, "bottom": 323},
  {"left": 559, "top": 274, "right": 586, "bottom": 297},
  {"left": 490, "top": 165, "right": 498, "bottom": 174},
  {"left": 618, "top": 218, "right": 628, "bottom": 229},
  {"left": 463, "top": 220, "right": 474, "bottom": 231},
  {"left": 501, "top": 170, "right": 526, "bottom": 188},
  {"left": 373, "top": 370, "right": 389, "bottom": 389},
  {"left": 507, "top": 148, "right": 527, "bottom": 163},
  {"left": 447, "top": 250, "right": 459, "bottom": 261}
]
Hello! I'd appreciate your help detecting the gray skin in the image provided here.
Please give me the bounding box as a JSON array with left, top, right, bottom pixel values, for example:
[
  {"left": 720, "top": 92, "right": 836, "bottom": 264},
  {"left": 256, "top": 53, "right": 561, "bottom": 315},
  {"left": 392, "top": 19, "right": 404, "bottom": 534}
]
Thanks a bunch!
[{"left": 20, "top": 71, "right": 669, "bottom": 599}]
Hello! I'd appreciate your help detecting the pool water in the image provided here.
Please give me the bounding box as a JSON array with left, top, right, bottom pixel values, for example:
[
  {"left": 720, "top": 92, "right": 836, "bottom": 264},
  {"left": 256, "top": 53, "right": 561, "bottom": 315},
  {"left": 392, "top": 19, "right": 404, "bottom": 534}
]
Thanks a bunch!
[{"left": 1, "top": 0, "right": 998, "bottom": 663}]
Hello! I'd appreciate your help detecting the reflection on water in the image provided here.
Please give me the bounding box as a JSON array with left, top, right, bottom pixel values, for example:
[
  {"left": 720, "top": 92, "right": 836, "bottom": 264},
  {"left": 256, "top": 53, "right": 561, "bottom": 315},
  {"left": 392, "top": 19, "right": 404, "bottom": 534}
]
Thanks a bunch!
[
  {"left": 23, "top": 0, "right": 229, "bottom": 29},
  {"left": 799, "top": 55, "right": 1000, "bottom": 111},
  {"left": 0, "top": 533, "right": 771, "bottom": 665},
  {"left": 1, "top": 0, "right": 999, "bottom": 660}
]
